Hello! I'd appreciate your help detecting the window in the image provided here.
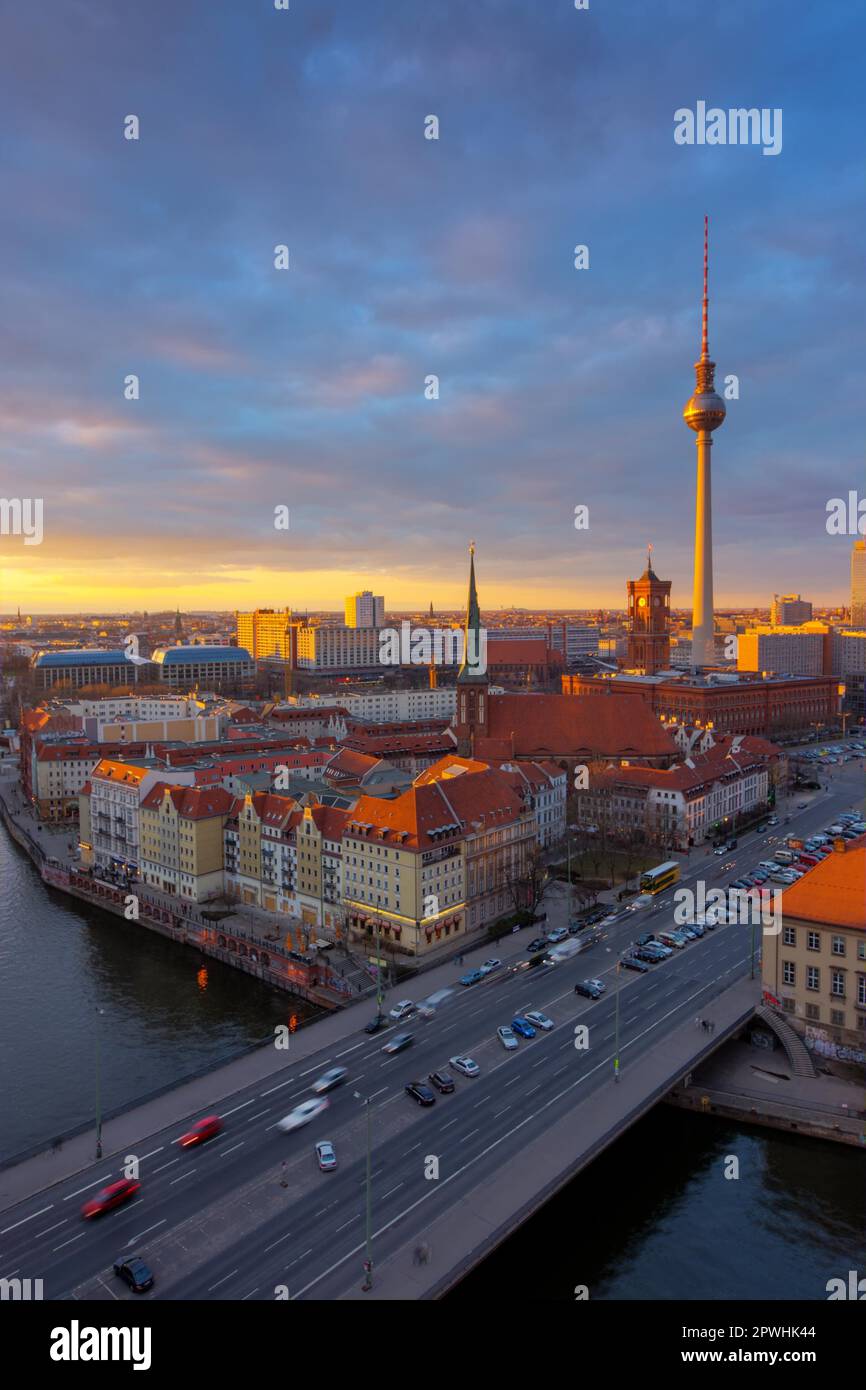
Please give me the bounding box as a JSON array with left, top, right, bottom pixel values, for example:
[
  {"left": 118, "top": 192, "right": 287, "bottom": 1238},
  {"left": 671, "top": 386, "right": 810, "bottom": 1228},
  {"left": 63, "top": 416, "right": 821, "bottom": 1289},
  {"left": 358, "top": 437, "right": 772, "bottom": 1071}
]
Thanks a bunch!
[
  {"left": 783, "top": 926, "right": 795, "bottom": 947},
  {"left": 831, "top": 971, "right": 846, "bottom": 999},
  {"left": 831, "top": 936, "right": 846, "bottom": 957},
  {"left": 782, "top": 961, "right": 795, "bottom": 986},
  {"left": 806, "top": 967, "right": 820, "bottom": 992},
  {"left": 807, "top": 931, "right": 820, "bottom": 952}
]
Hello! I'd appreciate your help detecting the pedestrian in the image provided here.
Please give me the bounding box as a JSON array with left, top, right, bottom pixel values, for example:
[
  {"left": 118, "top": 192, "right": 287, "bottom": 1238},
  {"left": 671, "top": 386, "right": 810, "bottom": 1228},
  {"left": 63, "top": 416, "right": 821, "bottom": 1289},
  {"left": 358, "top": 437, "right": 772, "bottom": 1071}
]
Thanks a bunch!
[{"left": 695, "top": 1016, "right": 701, "bottom": 1028}]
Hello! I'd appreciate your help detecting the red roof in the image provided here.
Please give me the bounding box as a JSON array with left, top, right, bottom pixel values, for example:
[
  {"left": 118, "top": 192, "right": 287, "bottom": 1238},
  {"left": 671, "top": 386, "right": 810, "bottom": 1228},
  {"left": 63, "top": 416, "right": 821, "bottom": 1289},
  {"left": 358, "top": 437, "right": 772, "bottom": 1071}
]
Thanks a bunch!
[
  {"left": 348, "top": 767, "right": 529, "bottom": 851},
  {"left": 780, "top": 835, "right": 866, "bottom": 930},
  {"left": 141, "top": 784, "right": 238, "bottom": 819},
  {"left": 474, "top": 693, "right": 676, "bottom": 761}
]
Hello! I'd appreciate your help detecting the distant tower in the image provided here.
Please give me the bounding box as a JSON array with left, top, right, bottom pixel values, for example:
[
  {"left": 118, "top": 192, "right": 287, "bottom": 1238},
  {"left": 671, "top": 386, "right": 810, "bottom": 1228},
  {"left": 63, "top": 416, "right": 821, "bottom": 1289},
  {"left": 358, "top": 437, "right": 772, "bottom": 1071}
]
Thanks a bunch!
[
  {"left": 429, "top": 600, "right": 435, "bottom": 619},
  {"left": 455, "top": 543, "right": 489, "bottom": 756},
  {"left": 683, "top": 216, "right": 726, "bottom": 669},
  {"left": 627, "top": 546, "right": 672, "bottom": 674},
  {"left": 174, "top": 607, "right": 184, "bottom": 642}
]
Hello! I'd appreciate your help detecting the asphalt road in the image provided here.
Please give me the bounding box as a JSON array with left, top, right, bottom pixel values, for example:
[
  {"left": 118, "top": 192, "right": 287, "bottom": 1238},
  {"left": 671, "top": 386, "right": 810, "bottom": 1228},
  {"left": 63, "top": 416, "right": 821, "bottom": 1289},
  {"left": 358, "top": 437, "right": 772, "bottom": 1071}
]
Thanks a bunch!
[{"left": 1, "top": 759, "right": 862, "bottom": 1302}]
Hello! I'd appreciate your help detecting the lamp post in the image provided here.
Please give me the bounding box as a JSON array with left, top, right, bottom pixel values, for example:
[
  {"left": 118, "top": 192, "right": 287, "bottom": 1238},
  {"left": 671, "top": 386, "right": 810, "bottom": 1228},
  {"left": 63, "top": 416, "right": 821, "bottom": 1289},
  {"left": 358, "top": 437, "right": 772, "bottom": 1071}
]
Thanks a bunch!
[
  {"left": 94, "top": 1005, "right": 105, "bottom": 1160},
  {"left": 613, "top": 961, "right": 621, "bottom": 1083},
  {"left": 355, "top": 1090, "right": 374, "bottom": 1291}
]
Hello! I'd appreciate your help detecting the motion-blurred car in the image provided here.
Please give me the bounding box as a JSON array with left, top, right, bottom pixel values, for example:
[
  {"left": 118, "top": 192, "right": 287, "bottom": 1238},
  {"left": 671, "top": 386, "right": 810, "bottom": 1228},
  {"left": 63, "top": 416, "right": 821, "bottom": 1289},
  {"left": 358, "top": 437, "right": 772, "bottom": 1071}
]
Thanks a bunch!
[
  {"left": 277, "top": 1097, "right": 329, "bottom": 1132},
  {"left": 524, "top": 1010, "right": 554, "bottom": 1030},
  {"left": 449, "top": 1055, "right": 480, "bottom": 1077},
  {"left": 81, "top": 1178, "right": 140, "bottom": 1219},
  {"left": 315, "top": 1140, "right": 337, "bottom": 1171},
  {"left": 178, "top": 1115, "right": 222, "bottom": 1148},
  {"left": 113, "top": 1256, "right": 154, "bottom": 1293},
  {"left": 311, "top": 1066, "right": 348, "bottom": 1095},
  {"left": 511, "top": 1016, "right": 537, "bottom": 1038},
  {"left": 460, "top": 969, "right": 485, "bottom": 986},
  {"left": 382, "top": 1032, "right": 414, "bottom": 1055}
]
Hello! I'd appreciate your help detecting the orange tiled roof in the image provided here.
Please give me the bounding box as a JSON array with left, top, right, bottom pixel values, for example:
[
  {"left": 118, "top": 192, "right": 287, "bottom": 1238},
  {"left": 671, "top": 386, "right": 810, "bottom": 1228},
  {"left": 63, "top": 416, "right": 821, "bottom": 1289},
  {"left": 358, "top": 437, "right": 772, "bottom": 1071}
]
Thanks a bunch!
[
  {"left": 348, "top": 767, "right": 529, "bottom": 851},
  {"left": 780, "top": 836, "right": 866, "bottom": 930},
  {"left": 141, "top": 783, "right": 238, "bottom": 819},
  {"left": 91, "top": 759, "right": 149, "bottom": 785},
  {"left": 477, "top": 693, "right": 676, "bottom": 761}
]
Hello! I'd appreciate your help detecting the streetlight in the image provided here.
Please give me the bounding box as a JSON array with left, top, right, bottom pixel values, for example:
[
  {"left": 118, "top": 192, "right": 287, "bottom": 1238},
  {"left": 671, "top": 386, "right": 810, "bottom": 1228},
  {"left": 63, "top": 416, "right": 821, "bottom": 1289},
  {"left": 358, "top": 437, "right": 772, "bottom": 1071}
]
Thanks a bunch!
[
  {"left": 94, "top": 1006, "right": 105, "bottom": 1160},
  {"left": 354, "top": 1090, "right": 373, "bottom": 1290},
  {"left": 613, "top": 961, "right": 622, "bottom": 1083}
]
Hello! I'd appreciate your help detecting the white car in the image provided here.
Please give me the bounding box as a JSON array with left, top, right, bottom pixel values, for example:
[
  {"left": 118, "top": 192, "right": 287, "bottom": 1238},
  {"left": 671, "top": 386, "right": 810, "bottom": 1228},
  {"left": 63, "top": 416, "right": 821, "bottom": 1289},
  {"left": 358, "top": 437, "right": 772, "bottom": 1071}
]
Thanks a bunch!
[
  {"left": 497, "top": 1025, "right": 518, "bottom": 1051},
  {"left": 310, "top": 1066, "right": 348, "bottom": 1095},
  {"left": 449, "top": 1055, "right": 480, "bottom": 1078},
  {"left": 389, "top": 1000, "right": 417, "bottom": 1022},
  {"left": 278, "top": 1097, "right": 329, "bottom": 1132},
  {"left": 315, "top": 1140, "right": 337, "bottom": 1172},
  {"left": 546, "top": 928, "right": 568, "bottom": 944},
  {"left": 480, "top": 958, "right": 502, "bottom": 975},
  {"left": 524, "top": 1010, "right": 554, "bottom": 1031}
]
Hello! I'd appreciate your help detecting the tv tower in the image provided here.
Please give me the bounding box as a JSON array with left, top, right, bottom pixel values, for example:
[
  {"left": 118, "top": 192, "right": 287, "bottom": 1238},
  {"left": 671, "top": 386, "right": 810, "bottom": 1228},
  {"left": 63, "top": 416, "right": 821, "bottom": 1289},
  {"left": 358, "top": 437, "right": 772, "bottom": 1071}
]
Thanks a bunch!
[{"left": 683, "top": 216, "right": 725, "bottom": 670}]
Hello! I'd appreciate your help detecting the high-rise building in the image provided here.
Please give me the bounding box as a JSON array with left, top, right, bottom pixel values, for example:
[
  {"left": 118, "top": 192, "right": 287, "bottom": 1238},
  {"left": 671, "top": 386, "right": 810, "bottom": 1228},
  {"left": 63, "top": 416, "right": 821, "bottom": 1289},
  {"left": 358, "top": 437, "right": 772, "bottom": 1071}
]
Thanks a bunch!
[
  {"left": 737, "top": 627, "right": 827, "bottom": 677},
  {"left": 851, "top": 541, "right": 866, "bottom": 627},
  {"left": 345, "top": 591, "right": 384, "bottom": 628},
  {"left": 684, "top": 217, "right": 726, "bottom": 669},
  {"left": 771, "top": 594, "right": 812, "bottom": 626},
  {"left": 626, "top": 547, "right": 672, "bottom": 674},
  {"left": 236, "top": 608, "right": 299, "bottom": 660}
]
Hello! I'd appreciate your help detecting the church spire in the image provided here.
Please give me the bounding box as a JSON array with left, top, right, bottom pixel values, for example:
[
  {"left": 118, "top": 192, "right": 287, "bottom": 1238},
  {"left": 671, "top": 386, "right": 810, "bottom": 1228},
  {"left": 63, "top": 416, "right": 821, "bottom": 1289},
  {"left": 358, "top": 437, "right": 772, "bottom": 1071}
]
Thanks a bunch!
[{"left": 458, "top": 541, "right": 486, "bottom": 683}]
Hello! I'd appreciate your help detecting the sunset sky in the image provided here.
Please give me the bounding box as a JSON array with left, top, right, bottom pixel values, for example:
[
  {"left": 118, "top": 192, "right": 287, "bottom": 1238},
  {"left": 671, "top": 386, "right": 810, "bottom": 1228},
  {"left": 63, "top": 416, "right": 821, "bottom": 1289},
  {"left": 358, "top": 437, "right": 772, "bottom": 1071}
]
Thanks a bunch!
[{"left": 1, "top": 0, "right": 863, "bottom": 614}]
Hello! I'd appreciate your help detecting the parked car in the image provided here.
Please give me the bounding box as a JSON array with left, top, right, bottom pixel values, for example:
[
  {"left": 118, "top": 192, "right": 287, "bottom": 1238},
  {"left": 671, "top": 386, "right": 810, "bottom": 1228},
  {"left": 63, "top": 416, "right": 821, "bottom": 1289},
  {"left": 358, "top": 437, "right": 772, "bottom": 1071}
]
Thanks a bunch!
[
  {"left": 178, "top": 1115, "right": 222, "bottom": 1148},
  {"left": 524, "top": 1010, "right": 554, "bottom": 1031},
  {"left": 635, "top": 947, "right": 663, "bottom": 963},
  {"left": 480, "top": 958, "right": 502, "bottom": 975},
  {"left": 278, "top": 1097, "right": 329, "bottom": 1132},
  {"left": 405, "top": 1080, "right": 436, "bottom": 1106},
  {"left": 526, "top": 937, "right": 548, "bottom": 953},
  {"left": 547, "top": 928, "right": 568, "bottom": 944},
  {"left": 315, "top": 1140, "right": 337, "bottom": 1171},
  {"left": 620, "top": 954, "right": 649, "bottom": 973},
  {"left": 81, "top": 1178, "right": 140, "bottom": 1220},
  {"left": 575, "top": 979, "right": 605, "bottom": 999},
  {"left": 511, "top": 1015, "right": 537, "bottom": 1038},
  {"left": 382, "top": 1033, "right": 414, "bottom": 1055},
  {"left": 389, "top": 1000, "right": 417, "bottom": 1022},
  {"left": 497, "top": 1025, "right": 519, "bottom": 1051},
  {"left": 311, "top": 1066, "right": 349, "bottom": 1095},
  {"left": 449, "top": 1055, "right": 480, "bottom": 1077},
  {"left": 460, "top": 969, "right": 485, "bottom": 987},
  {"left": 428, "top": 1069, "right": 455, "bottom": 1093},
  {"left": 113, "top": 1256, "right": 154, "bottom": 1294},
  {"left": 364, "top": 1013, "right": 387, "bottom": 1034}
]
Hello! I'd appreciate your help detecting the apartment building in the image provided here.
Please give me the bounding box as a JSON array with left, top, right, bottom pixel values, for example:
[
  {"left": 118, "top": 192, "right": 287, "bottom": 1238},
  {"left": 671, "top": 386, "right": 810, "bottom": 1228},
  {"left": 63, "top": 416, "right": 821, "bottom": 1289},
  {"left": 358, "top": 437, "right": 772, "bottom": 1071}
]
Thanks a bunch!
[
  {"left": 84, "top": 759, "right": 196, "bottom": 876},
  {"left": 286, "top": 687, "right": 457, "bottom": 724},
  {"left": 140, "top": 784, "right": 238, "bottom": 902},
  {"left": 345, "top": 591, "right": 385, "bottom": 627},
  {"left": 764, "top": 837, "right": 866, "bottom": 1057}
]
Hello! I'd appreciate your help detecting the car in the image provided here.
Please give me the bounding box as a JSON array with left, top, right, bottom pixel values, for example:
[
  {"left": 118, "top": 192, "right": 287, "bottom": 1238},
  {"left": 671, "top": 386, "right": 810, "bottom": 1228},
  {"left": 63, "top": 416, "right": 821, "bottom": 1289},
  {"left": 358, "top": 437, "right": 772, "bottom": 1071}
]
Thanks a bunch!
[
  {"left": 648, "top": 939, "right": 674, "bottom": 955},
  {"left": 524, "top": 1010, "right": 554, "bottom": 1031},
  {"left": 728, "top": 879, "right": 750, "bottom": 891},
  {"left": 526, "top": 937, "right": 548, "bottom": 953},
  {"left": 428, "top": 1069, "right": 455, "bottom": 1093},
  {"left": 178, "top": 1114, "right": 222, "bottom": 1148},
  {"left": 364, "top": 1013, "right": 387, "bottom": 1034},
  {"left": 315, "top": 1140, "right": 337, "bottom": 1171},
  {"left": 382, "top": 1032, "right": 414, "bottom": 1055},
  {"left": 547, "top": 928, "right": 568, "bottom": 944},
  {"left": 620, "top": 954, "right": 649, "bottom": 973},
  {"left": 480, "top": 958, "right": 502, "bottom": 975},
  {"left": 688, "top": 922, "right": 706, "bottom": 937},
  {"left": 81, "top": 1177, "right": 141, "bottom": 1220},
  {"left": 713, "top": 845, "right": 727, "bottom": 855},
  {"left": 113, "top": 1256, "right": 154, "bottom": 1294},
  {"left": 449, "top": 1055, "right": 480, "bottom": 1077},
  {"left": 797, "top": 801, "right": 809, "bottom": 809},
  {"left": 311, "top": 1066, "right": 348, "bottom": 1095},
  {"left": 511, "top": 1015, "right": 537, "bottom": 1038},
  {"left": 634, "top": 947, "right": 663, "bottom": 963},
  {"left": 460, "top": 969, "right": 485, "bottom": 986},
  {"left": 599, "top": 913, "right": 619, "bottom": 927},
  {"left": 575, "top": 979, "right": 605, "bottom": 999},
  {"left": 277, "top": 1097, "right": 329, "bottom": 1132},
  {"left": 767, "top": 816, "right": 779, "bottom": 826},
  {"left": 389, "top": 1000, "right": 417, "bottom": 1022},
  {"left": 405, "top": 1080, "right": 436, "bottom": 1106},
  {"left": 497, "top": 1025, "right": 519, "bottom": 1050},
  {"left": 756, "top": 822, "right": 768, "bottom": 832},
  {"left": 679, "top": 927, "right": 698, "bottom": 941}
]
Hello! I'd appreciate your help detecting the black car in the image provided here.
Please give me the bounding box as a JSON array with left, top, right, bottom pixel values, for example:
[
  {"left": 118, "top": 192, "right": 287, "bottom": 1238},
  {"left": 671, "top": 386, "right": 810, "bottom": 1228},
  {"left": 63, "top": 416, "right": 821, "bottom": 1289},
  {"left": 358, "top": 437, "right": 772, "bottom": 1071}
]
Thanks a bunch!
[
  {"left": 575, "top": 980, "right": 604, "bottom": 1000},
  {"left": 405, "top": 1081, "right": 436, "bottom": 1107},
  {"left": 620, "top": 954, "right": 649, "bottom": 973},
  {"left": 364, "top": 1014, "right": 387, "bottom": 1034},
  {"left": 636, "top": 932, "right": 655, "bottom": 946},
  {"left": 634, "top": 947, "right": 663, "bottom": 963},
  {"left": 113, "top": 1256, "right": 154, "bottom": 1293},
  {"left": 428, "top": 1070, "right": 455, "bottom": 1094},
  {"left": 756, "top": 822, "right": 768, "bottom": 832},
  {"left": 526, "top": 937, "right": 547, "bottom": 952}
]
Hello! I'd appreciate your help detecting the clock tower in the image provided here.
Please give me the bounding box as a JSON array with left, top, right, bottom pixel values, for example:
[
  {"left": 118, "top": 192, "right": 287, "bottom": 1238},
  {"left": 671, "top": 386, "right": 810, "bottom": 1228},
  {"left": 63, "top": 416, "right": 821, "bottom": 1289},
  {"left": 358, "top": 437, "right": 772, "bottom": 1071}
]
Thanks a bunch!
[{"left": 626, "top": 546, "right": 671, "bottom": 675}]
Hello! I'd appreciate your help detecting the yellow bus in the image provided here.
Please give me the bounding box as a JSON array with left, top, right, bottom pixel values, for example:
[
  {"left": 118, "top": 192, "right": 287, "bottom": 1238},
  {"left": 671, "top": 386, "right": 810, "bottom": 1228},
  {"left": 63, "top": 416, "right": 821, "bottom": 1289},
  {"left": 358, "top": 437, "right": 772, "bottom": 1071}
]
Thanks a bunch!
[{"left": 639, "top": 861, "right": 681, "bottom": 894}]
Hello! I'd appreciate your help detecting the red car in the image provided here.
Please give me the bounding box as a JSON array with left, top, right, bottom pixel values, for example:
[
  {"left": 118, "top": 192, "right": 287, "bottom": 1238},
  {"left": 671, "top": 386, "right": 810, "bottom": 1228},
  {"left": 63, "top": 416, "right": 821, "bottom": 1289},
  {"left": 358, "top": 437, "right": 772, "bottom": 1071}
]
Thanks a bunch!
[
  {"left": 178, "top": 1115, "right": 222, "bottom": 1148},
  {"left": 81, "top": 1177, "right": 141, "bottom": 1219}
]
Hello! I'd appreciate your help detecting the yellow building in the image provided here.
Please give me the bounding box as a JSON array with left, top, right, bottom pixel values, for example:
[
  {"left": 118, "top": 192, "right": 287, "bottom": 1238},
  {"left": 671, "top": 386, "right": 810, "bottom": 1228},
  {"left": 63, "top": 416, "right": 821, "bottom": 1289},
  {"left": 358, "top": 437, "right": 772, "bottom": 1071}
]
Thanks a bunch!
[
  {"left": 140, "top": 783, "right": 238, "bottom": 902},
  {"left": 764, "top": 836, "right": 866, "bottom": 1059}
]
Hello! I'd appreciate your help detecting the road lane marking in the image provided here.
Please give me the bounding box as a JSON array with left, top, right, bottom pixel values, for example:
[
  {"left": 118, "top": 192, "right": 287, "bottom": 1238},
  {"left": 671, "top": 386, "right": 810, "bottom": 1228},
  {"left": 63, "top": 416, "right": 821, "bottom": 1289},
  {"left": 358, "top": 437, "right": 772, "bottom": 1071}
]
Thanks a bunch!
[
  {"left": 207, "top": 1269, "right": 238, "bottom": 1292},
  {"left": 299, "top": 1061, "right": 332, "bottom": 1078},
  {"left": 125, "top": 1220, "right": 166, "bottom": 1246},
  {"left": 64, "top": 1178, "right": 111, "bottom": 1201},
  {"left": 1, "top": 1204, "right": 54, "bottom": 1232},
  {"left": 381, "top": 1182, "right": 404, "bottom": 1200},
  {"left": 441, "top": 1118, "right": 459, "bottom": 1130},
  {"left": 152, "top": 1158, "right": 181, "bottom": 1174},
  {"left": 261, "top": 1077, "right": 296, "bottom": 1096},
  {"left": 34, "top": 1219, "right": 69, "bottom": 1238},
  {"left": 368, "top": 1087, "right": 388, "bottom": 1101},
  {"left": 286, "top": 1248, "right": 313, "bottom": 1268},
  {"left": 335, "top": 1041, "right": 366, "bottom": 1058},
  {"left": 459, "top": 1129, "right": 480, "bottom": 1143},
  {"left": 244, "top": 1110, "right": 271, "bottom": 1124},
  {"left": 138, "top": 1147, "right": 164, "bottom": 1162},
  {"left": 52, "top": 1232, "right": 86, "bottom": 1252},
  {"left": 169, "top": 1169, "right": 197, "bottom": 1185},
  {"left": 218, "top": 1143, "right": 245, "bottom": 1158},
  {"left": 220, "top": 1098, "right": 257, "bottom": 1118},
  {"left": 264, "top": 1231, "right": 293, "bottom": 1253},
  {"left": 493, "top": 1106, "right": 510, "bottom": 1118},
  {"left": 335, "top": 1216, "right": 359, "bottom": 1233}
]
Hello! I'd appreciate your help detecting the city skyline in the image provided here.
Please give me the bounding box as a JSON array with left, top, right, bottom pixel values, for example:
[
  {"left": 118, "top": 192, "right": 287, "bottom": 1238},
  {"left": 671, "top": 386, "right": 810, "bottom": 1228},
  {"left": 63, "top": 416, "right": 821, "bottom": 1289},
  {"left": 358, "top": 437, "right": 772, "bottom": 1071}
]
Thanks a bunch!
[{"left": 1, "top": 1, "right": 864, "bottom": 615}]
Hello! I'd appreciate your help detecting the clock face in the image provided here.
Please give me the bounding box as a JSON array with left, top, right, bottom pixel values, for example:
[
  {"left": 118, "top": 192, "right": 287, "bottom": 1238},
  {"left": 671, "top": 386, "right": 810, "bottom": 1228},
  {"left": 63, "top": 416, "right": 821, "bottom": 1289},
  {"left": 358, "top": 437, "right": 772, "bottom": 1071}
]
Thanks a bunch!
[{"left": 637, "top": 597, "right": 646, "bottom": 607}]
